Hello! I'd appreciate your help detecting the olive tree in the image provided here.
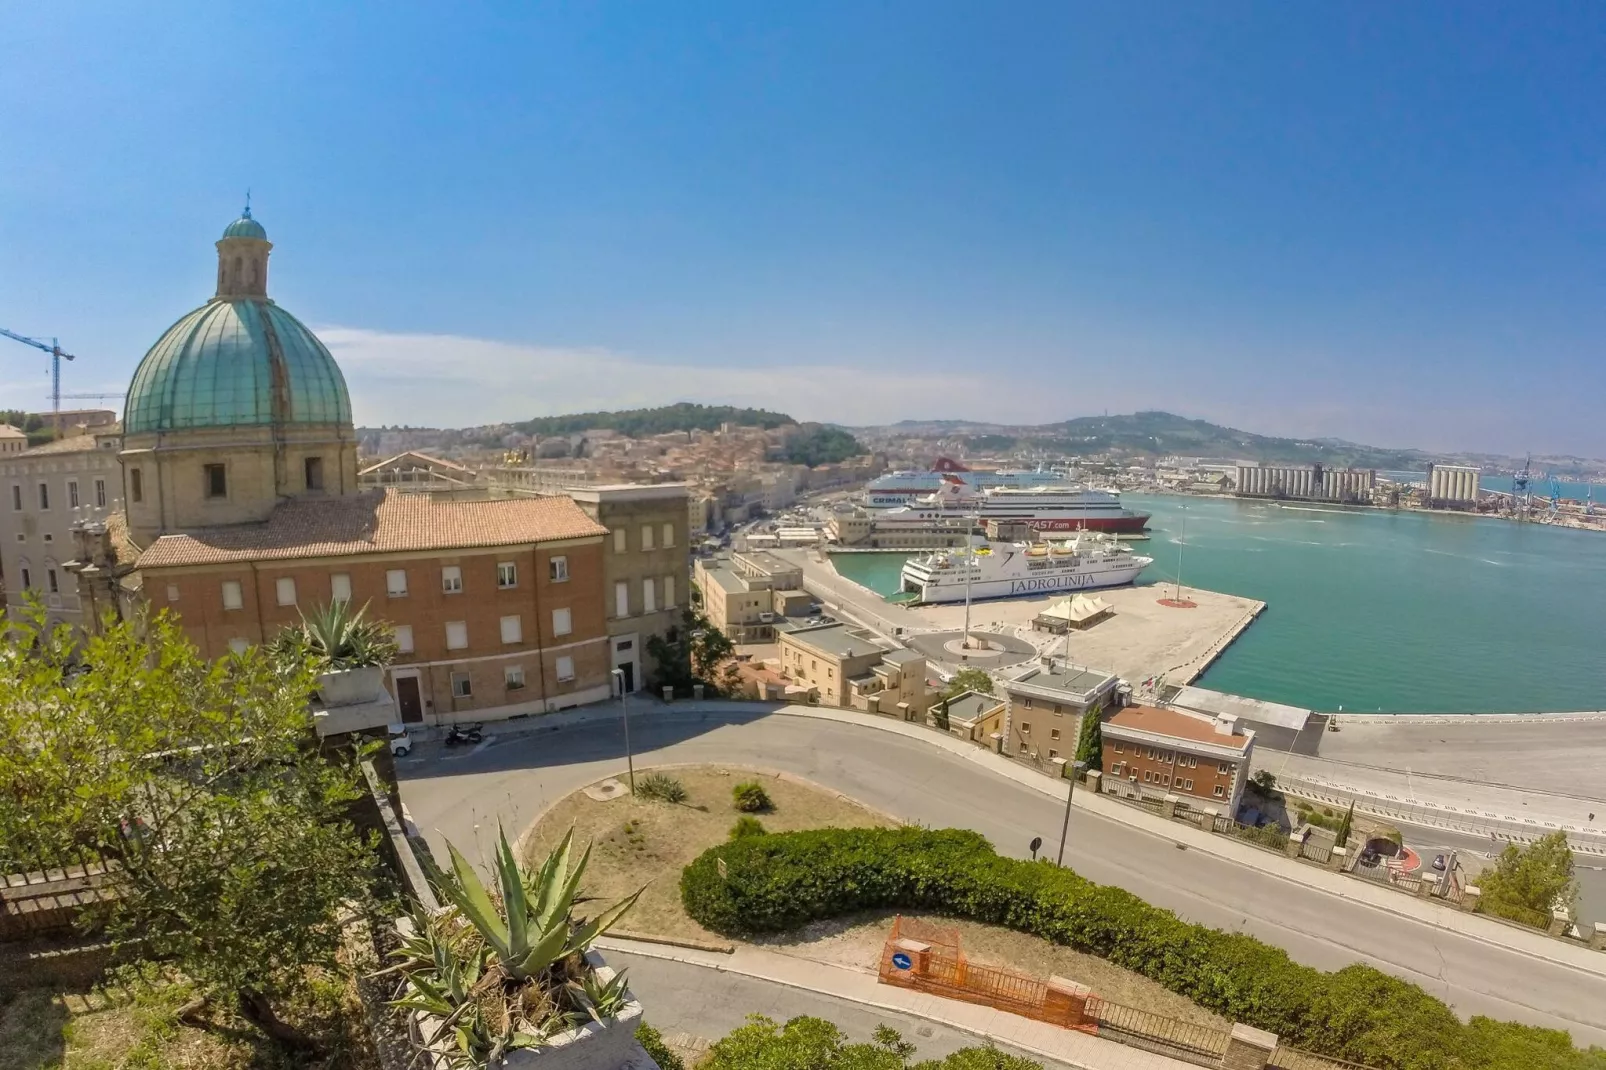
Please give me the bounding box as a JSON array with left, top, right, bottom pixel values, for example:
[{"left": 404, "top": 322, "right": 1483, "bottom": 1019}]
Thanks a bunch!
[{"left": 0, "top": 602, "right": 378, "bottom": 1053}]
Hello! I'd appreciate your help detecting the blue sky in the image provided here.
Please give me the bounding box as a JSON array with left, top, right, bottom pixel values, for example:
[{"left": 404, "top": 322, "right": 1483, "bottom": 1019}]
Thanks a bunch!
[{"left": 2, "top": 3, "right": 1603, "bottom": 456}]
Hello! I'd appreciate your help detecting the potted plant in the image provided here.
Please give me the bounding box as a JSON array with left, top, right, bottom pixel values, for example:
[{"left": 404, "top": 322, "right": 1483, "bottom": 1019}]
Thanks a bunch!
[
  {"left": 385, "top": 827, "right": 646, "bottom": 1068},
  {"left": 272, "top": 600, "right": 399, "bottom": 706}
]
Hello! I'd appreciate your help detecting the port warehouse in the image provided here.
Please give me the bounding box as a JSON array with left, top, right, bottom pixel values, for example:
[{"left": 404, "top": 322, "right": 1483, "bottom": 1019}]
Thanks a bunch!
[{"left": 1233, "top": 463, "right": 1376, "bottom": 502}]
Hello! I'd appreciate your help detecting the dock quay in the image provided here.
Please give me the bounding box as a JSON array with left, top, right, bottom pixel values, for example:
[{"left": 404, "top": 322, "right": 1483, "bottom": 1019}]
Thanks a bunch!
[{"left": 782, "top": 548, "right": 1265, "bottom": 695}]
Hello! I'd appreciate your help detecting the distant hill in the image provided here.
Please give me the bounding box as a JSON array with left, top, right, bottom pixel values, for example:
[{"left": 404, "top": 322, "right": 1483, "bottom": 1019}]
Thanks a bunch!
[
  {"left": 513, "top": 403, "right": 795, "bottom": 438},
  {"left": 870, "top": 411, "right": 1439, "bottom": 469}
]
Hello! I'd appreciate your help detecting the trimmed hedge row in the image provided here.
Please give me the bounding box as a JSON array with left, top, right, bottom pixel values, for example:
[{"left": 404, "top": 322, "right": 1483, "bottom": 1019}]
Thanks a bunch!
[{"left": 680, "top": 827, "right": 1605, "bottom": 1070}]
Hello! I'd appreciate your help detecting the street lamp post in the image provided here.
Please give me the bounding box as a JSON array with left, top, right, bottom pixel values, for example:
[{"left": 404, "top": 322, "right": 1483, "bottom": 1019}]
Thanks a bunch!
[
  {"left": 1174, "top": 505, "right": 1188, "bottom": 603},
  {"left": 611, "top": 668, "right": 636, "bottom": 794},
  {"left": 1056, "top": 759, "right": 1089, "bottom": 866},
  {"left": 961, "top": 512, "right": 978, "bottom": 650}
]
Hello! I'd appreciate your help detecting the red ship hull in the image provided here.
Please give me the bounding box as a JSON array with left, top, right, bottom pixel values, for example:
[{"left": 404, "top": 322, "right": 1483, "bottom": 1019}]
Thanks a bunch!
[{"left": 1022, "top": 513, "right": 1151, "bottom": 533}]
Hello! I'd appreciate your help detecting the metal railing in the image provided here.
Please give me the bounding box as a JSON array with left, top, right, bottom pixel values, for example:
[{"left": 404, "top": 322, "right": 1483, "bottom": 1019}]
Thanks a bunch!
[{"left": 1084, "top": 996, "right": 1227, "bottom": 1067}]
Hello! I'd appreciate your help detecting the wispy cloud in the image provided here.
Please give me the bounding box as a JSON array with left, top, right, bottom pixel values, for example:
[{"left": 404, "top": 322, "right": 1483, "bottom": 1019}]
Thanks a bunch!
[{"left": 317, "top": 326, "right": 988, "bottom": 428}]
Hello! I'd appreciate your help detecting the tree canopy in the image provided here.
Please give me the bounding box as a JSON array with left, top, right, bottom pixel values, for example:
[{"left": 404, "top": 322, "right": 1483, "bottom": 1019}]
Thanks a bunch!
[
  {"left": 1479, "top": 831, "right": 1577, "bottom": 919},
  {"left": 0, "top": 603, "right": 379, "bottom": 1053},
  {"left": 515, "top": 402, "right": 795, "bottom": 439},
  {"left": 701, "top": 1015, "right": 1040, "bottom": 1070},
  {"left": 782, "top": 425, "right": 864, "bottom": 467},
  {"left": 943, "top": 668, "right": 994, "bottom": 699}
]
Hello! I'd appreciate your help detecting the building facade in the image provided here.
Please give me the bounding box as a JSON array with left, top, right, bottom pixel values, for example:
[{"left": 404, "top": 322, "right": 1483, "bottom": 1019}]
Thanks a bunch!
[
  {"left": 0, "top": 430, "right": 124, "bottom": 627},
  {"left": 1426, "top": 464, "right": 1480, "bottom": 509},
  {"left": 570, "top": 483, "right": 691, "bottom": 692},
  {"left": 1000, "top": 660, "right": 1122, "bottom": 761},
  {"left": 1099, "top": 705, "right": 1254, "bottom": 814},
  {"left": 776, "top": 620, "right": 930, "bottom": 717}
]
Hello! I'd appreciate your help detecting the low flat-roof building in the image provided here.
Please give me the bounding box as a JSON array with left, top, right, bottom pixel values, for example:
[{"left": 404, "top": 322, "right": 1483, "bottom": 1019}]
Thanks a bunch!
[
  {"left": 695, "top": 558, "right": 778, "bottom": 643},
  {"left": 1099, "top": 704, "right": 1255, "bottom": 815},
  {"left": 1000, "top": 659, "right": 1122, "bottom": 762},
  {"left": 777, "top": 621, "right": 931, "bottom": 718},
  {"left": 939, "top": 689, "right": 1006, "bottom": 746}
]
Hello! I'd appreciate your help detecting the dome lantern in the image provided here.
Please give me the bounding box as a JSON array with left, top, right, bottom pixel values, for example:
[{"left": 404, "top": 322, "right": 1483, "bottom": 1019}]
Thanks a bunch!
[{"left": 215, "top": 202, "right": 271, "bottom": 299}]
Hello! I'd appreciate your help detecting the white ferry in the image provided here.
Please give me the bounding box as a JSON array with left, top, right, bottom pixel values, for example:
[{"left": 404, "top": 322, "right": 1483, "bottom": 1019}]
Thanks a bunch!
[
  {"left": 877, "top": 476, "right": 1151, "bottom": 534},
  {"left": 863, "top": 458, "right": 1067, "bottom": 508},
  {"left": 900, "top": 535, "right": 1153, "bottom": 603}
]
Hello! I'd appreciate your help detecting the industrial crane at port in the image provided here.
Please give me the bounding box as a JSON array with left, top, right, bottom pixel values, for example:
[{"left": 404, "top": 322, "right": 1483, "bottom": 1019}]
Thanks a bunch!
[{"left": 0, "top": 326, "right": 76, "bottom": 416}]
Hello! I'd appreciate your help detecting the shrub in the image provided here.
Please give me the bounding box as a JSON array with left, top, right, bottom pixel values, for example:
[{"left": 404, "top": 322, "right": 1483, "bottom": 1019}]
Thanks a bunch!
[
  {"left": 635, "top": 1022, "right": 686, "bottom": 1070},
  {"left": 679, "top": 827, "right": 1593, "bottom": 1070},
  {"left": 1234, "top": 823, "right": 1290, "bottom": 851},
  {"left": 699, "top": 1014, "right": 1040, "bottom": 1070},
  {"left": 732, "top": 780, "right": 773, "bottom": 813},
  {"left": 637, "top": 772, "right": 688, "bottom": 803},
  {"left": 730, "top": 816, "right": 768, "bottom": 840}
]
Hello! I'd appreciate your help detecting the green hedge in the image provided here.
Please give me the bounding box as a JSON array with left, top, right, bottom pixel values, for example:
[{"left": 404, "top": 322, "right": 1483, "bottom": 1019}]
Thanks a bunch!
[{"left": 680, "top": 827, "right": 1606, "bottom": 1070}]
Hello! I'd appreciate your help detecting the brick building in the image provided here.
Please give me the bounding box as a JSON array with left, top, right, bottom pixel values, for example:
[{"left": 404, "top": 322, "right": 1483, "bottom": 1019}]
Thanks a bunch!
[
  {"left": 134, "top": 491, "right": 613, "bottom": 723},
  {"left": 1099, "top": 705, "right": 1255, "bottom": 814}
]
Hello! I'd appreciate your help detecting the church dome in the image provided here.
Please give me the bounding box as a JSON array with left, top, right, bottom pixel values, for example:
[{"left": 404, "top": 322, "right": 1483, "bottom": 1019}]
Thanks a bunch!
[
  {"left": 124, "top": 301, "right": 352, "bottom": 434},
  {"left": 123, "top": 208, "right": 352, "bottom": 436},
  {"left": 221, "top": 208, "right": 267, "bottom": 240}
]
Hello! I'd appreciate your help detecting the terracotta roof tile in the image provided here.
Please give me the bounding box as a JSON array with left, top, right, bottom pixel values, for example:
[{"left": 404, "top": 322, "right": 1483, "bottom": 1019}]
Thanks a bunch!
[
  {"left": 135, "top": 489, "right": 607, "bottom": 569},
  {"left": 1105, "top": 705, "right": 1251, "bottom": 751}
]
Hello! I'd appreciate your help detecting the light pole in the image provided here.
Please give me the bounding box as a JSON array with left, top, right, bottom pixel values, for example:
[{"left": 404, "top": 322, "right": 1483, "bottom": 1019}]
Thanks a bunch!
[
  {"left": 611, "top": 668, "right": 636, "bottom": 794},
  {"left": 1173, "top": 505, "right": 1188, "bottom": 603},
  {"left": 961, "top": 512, "right": 978, "bottom": 650},
  {"left": 1056, "top": 759, "right": 1089, "bottom": 866}
]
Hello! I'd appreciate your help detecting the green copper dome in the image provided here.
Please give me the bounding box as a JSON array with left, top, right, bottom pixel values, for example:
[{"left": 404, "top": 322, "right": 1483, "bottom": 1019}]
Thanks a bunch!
[
  {"left": 124, "top": 299, "right": 352, "bottom": 435},
  {"left": 221, "top": 208, "right": 267, "bottom": 239}
]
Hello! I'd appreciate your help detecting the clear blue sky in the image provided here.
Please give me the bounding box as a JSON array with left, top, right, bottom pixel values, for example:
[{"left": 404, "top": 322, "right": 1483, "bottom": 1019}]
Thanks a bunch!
[{"left": 2, "top": 3, "right": 1602, "bottom": 456}]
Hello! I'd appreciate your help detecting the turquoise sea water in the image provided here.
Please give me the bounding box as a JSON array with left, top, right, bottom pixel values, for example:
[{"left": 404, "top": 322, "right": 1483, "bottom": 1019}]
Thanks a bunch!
[{"left": 830, "top": 496, "right": 1606, "bottom": 714}]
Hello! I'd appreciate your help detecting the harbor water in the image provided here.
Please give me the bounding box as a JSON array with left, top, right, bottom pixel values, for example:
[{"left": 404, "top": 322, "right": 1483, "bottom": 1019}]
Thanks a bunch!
[{"left": 829, "top": 494, "right": 1606, "bottom": 715}]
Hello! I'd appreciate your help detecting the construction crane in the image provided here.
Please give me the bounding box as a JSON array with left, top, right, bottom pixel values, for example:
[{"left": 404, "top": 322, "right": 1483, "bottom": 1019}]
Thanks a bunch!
[
  {"left": 0, "top": 327, "right": 76, "bottom": 416},
  {"left": 1548, "top": 474, "right": 1563, "bottom": 518},
  {"left": 1512, "top": 456, "right": 1532, "bottom": 521}
]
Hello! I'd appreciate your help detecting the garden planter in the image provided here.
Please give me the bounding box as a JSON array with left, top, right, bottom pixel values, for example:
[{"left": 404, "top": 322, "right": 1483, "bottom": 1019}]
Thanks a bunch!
[{"left": 317, "top": 665, "right": 386, "bottom": 707}]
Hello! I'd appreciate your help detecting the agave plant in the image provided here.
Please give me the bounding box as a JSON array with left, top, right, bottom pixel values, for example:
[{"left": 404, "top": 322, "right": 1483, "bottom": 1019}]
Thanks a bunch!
[
  {"left": 438, "top": 826, "right": 639, "bottom": 983},
  {"left": 388, "top": 825, "right": 644, "bottom": 1066},
  {"left": 271, "top": 599, "right": 399, "bottom": 670}
]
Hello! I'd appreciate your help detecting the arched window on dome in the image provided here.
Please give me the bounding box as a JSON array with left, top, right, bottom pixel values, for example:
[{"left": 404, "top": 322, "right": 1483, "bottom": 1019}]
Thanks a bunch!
[
  {"left": 232, "top": 256, "right": 242, "bottom": 291},
  {"left": 249, "top": 258, "right": 259, "bottom": 288}
]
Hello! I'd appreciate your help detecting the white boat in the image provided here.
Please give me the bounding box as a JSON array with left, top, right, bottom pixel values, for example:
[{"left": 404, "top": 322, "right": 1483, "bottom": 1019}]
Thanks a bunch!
[
  {"left": 900, "top": 535, "right": 1153, "bottom": 603},
  {"left": 875, "top": 475, "right": 1151, "bottom": 534}
]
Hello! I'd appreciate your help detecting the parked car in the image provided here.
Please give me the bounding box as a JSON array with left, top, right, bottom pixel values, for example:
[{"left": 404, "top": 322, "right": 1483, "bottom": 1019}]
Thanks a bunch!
[
  {"left": 388, "top": 723, "right": 413, "bottom": 757},
  {"left": 1432, "top": 854, "right": 1447, "bottom": 871}
]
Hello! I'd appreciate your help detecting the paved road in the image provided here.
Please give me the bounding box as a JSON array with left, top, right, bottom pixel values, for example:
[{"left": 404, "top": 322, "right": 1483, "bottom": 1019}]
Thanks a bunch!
[
  {"left": 611, "top": 950, "right": 1072, "bottom": 1068},
  {"left": 1391, "top": 820, "right": 1606, "bottom": 928},
  {"left": 396, "top": 709, "right": 1606, "bottom": 1044}
]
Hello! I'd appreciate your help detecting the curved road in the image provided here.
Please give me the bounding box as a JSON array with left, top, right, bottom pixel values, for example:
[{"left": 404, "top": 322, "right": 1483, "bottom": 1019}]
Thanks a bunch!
[{"left": 396, "top": 709, "right": 1606, "bottom": 1045}]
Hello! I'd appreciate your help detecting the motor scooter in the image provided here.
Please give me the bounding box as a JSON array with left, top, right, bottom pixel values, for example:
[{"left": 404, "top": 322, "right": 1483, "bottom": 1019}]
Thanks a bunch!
[{"left": 443, "top": 723, "right": 483, "bottom": 746}]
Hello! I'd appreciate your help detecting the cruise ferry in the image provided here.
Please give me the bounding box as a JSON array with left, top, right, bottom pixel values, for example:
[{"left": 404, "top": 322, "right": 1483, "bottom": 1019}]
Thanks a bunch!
[
  {"left": 863, "top": 458, "right": 1065, "bottom": 507},
  {"left": 876, "top": 476, "right": 1151, "bottom": 534},
  {"left": 900, "top": 535, "right": 1153, "bottom": 603}
]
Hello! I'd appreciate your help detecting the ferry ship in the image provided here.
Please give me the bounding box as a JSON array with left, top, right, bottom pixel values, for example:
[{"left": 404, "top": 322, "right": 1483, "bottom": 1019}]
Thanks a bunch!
[
  {"left": 863, "top": 457, "right": 1064, "bottom": 507},
  {"left": 900, "top": 535, "right": 1153, "bottom": 603},
  {"left": 876, "top": 476, "right": 1151, "bottom": 534}
]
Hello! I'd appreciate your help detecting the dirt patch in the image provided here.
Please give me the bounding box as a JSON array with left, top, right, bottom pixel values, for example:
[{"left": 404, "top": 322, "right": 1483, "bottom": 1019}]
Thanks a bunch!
[
  {"left": 521, "top": 765, "right": 897, "bottom": 943},
  {"left": 751, "top": 911, "right": 1229, "bottom": 1029}
]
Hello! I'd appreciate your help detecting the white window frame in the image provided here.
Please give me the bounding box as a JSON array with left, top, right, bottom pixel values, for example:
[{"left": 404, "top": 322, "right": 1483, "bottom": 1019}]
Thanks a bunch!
[
  {"left": 613, "top": 528, "right": 627, "bottom": 553},
  {"left": 552, "top": 607, "right": 573, "bottom": 636},
  {"left": 10, "top": 484, "right": 21, "bottom": 511},
  {"left": 640, "top": 524, "right": 654, "bottom": 551},
  {"left": 614, "top": 581, "right": 629, "bottom": 619},
  {"left": 451, "top": 672, "right": 472, "bottom": 698},
  {"left": 387, "top": 569, "right": 409, "bottom": 597},
  {"left": 165, "top": 583, "right": 180, "bottom": 602},
  {"left": 498, "top": 561, "right": 519, "bottom": 588},
  {"left": 228, "top": 638, "right": 250, "bottom": 654},
  {"left": 555, "top": 655, "right": 575, "bottom": 682},
  {"left": 221, "top": 580, "right": 244, "bottom": 610},
  {"left": 275, "top": 577, "right": 297, "bottom": 607},
  {"left": 642, "top": 577, "right": 656, "bottom": 614},
  {"left": 662, "top": 522, "right": 675, "bottom": 548},
  {"left": 330, "top": 573, "right": 352, "bottom": 603},
  {"left": 505, "top": 666, "right": 526, "bottom": 690},
  {"left": 94, "top": 479, "right": 106, "bottom": 508},
  {"left": 445, "top": 621, "right": 469, "bottom": 650},
  {"left": 46, "top": 567, "right": 58, "bottom": 594},
  {"left": 663, "top": 575, "right": 676, "bottom": 608},
  {"left": 500, "top": 615, "right": 523, "bottom": 644},
  {"left": 394, "top": 624, "right": 415, "bottom": 653},
  {"left": 67, "top": 481, "right": 79, "bottom": 508},
  {"left": 547, "top": 556, "right": 567, "bottom": 583},
  {"left": 37, "top": 483, "right": 49, "bottom": 511},
  {"left": 441, "top": 565, "right": 463, "bottom": 594}
]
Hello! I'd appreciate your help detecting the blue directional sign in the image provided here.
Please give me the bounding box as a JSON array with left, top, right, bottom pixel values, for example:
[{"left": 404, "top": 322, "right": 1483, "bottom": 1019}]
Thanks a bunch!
[{"left": 891, "top": 952, "right": 913, "bottom": 970}]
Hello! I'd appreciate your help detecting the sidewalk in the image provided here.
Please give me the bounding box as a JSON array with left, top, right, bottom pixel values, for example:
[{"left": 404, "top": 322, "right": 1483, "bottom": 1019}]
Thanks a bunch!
[{"left": 596, "top": 934, "right": 1197, "bottom": 1070}]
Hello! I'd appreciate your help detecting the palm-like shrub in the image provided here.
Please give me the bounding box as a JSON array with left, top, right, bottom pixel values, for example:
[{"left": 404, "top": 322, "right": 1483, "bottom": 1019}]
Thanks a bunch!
[
  {"left": 389, "top": 826, "right": 643, "bottom": 1067},
  {"left": 732, "top": 781, "right": 772, "bottom": 813},
  {"left": 271, "top": 600, "right": 398, "bottom": 671}
]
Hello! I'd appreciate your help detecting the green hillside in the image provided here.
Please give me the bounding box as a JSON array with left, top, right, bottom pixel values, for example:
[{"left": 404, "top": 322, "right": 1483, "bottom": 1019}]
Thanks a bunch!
[{"left": 513, "top": 402, "right": 794, "bottom": 438}]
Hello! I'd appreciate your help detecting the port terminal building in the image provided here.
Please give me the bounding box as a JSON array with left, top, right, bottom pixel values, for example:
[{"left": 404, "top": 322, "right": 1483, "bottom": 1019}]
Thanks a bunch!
[{"left": 1233, "top": 463, "right": 1376, "bottom": 503}]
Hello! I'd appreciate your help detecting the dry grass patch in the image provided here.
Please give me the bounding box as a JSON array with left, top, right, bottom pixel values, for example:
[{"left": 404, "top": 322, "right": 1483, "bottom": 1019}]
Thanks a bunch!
[
  {"left": 753, "top": 912, "right": 1229, "bottom": 1029},
  {"left": 521, "top": 765, "right": 895, "bottom": 943}
]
